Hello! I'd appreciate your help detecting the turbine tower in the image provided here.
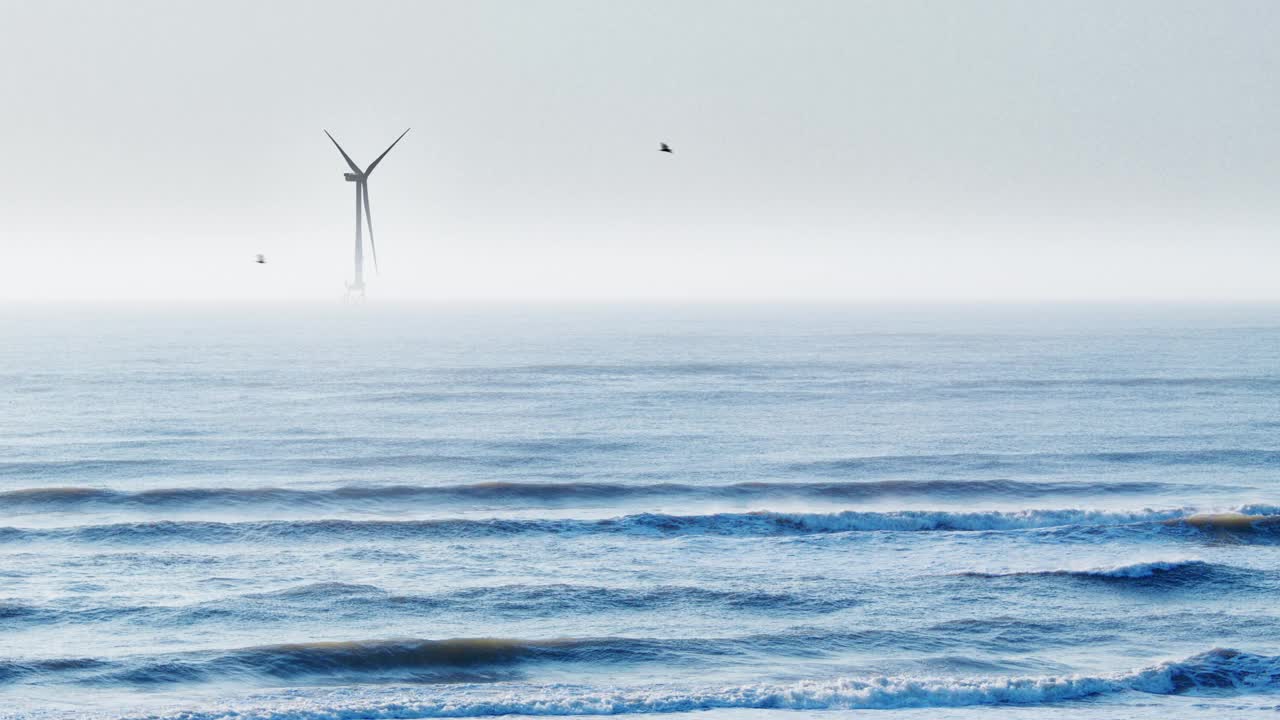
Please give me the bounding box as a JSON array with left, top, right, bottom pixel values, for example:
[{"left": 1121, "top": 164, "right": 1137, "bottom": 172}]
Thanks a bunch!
[{"left": 324, "top": 128, "right": 410, "bottom": 297}]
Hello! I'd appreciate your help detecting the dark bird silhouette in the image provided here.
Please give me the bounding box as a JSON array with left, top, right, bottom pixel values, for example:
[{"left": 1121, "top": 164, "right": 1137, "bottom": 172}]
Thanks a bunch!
[
  {"left": 255, "top": 254, "right": 266, "bottom": 264},
  {"left": 659, "top": 143, "right": 673, "bottom": 154}
]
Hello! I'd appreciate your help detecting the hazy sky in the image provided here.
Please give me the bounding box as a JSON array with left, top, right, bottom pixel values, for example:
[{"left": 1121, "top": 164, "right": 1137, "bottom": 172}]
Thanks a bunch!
[{"left": 2, "top": 0, "right": 1278, "bottom": 301}]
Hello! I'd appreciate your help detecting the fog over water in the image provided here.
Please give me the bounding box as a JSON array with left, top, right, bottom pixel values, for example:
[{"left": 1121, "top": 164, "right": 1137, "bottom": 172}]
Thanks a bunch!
[
  {"left": 1, "top": 1, "right": 1279, "bottom": 301},
  {"left": 4, "top": 2, "right": 1280, "bottom": 717}
]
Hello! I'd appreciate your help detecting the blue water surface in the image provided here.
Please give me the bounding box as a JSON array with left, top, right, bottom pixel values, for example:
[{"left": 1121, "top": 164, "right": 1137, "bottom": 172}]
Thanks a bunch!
[{"left": 0, "top": 303, "right": 1277, "bottom": 719}]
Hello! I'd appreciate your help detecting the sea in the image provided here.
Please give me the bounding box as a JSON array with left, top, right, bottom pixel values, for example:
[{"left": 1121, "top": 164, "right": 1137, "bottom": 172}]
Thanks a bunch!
[{"left": 0, "top": 303, "right": 1277, "bottom": 719}]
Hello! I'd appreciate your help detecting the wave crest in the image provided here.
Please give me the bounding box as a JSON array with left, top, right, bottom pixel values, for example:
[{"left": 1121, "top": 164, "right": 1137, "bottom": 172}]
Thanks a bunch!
[
  {"left": 6, "top": 506, "right": 1277, "bottom": 544},
  {"left": 958, "top": 558, "right": 1251, "bottom": 582},
  {"left": 101, "top": 648, "right": 1280, "bottom": 716},
  {"left": 0, "top": 479, "right": 1177, "bottom": 512}
]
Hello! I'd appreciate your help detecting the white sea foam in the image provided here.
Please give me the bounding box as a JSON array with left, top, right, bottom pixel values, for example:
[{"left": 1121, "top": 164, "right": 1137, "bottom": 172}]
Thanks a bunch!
[{"left": 120, "top": 649, "right": 1280, "bottom": 719}]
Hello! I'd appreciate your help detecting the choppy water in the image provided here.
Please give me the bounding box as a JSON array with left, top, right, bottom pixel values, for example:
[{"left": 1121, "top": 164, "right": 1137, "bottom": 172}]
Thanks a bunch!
[{"left": 1, "top": 304, "right": 1278, "bottom": 719}]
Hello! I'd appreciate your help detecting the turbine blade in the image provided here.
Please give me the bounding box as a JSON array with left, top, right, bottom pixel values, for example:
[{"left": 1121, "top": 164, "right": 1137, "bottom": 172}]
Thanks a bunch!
[
  {"left": 364, "top": 128, "right": 410, "bottom": 176},
  {"left": 324, "top": 130, "right": 362, "bottom": 175},
  {"left": 362, "top": 182, "right": 379, "bottom": 275}
]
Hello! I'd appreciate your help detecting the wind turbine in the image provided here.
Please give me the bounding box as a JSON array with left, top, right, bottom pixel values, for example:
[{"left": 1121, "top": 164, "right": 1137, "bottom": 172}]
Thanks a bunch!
[{"left": 324, "top": 128, "right": 410, "bottom": 297}]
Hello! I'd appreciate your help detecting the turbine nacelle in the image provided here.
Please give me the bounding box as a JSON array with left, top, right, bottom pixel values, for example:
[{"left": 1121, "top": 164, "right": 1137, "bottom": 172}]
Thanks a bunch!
[{"left": 344, "top": 172, "right": 362, "bottom": 182}]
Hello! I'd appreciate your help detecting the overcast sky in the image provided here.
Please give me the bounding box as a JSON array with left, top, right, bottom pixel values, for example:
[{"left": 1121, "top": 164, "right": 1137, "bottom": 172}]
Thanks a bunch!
[{"left": 1, "top": 0, "right": 1278, "bottom": 302}]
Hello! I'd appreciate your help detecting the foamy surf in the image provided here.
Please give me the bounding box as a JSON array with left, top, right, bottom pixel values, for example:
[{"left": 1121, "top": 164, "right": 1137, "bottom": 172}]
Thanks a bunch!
[{"left": 104, "top": 649, "right": 1280, "bottom": 719}]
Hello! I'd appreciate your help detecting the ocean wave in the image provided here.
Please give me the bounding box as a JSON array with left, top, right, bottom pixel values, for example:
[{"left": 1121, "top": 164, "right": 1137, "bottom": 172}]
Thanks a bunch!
[
  {"left": 948, "top": 376, "right": 1280, "bottom": 391},
  {"left": 793, "top": 449, "right": 1280, "bottom": 475},
  {"left": 8, "top": 625, "right": 1278, "bottom": 698},
  {"left": 0, "top": 453, "right": 568, "bottom": 482},
  {"left": 958, "top": 559, "right": 1256, "bottom": 583},
  {"left": 100, "top": 648, "right": 1280, "bottom": 717},
  {"left": 215, "top": 583, "right": 858, "bottom": 621},
  {"left": 0, "top": 635, "right": 776, "bottom": 686},
  {"left": 0, "top": 625, "right": 1107, "bottom": 686},
  {"left": 0, "top": 585, "right": 862, "bottom": 631},
  {"left": 4, "top": 507, "right": 1275, "bottom": 544},
  {"left": 0, "top": 479, "right": 1178, "bottom": 512},
  {"left": 10, "top": 447, "right": 1278, "bottom": 486}
]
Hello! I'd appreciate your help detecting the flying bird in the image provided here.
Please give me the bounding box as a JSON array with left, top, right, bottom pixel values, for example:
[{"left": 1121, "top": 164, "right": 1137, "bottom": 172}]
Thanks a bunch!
[
  {"left": 659, "top": 143, "right": 673, "bottom": 154},
  {"left": 255, "top": 254, "right": 266, "bottom": 264}
]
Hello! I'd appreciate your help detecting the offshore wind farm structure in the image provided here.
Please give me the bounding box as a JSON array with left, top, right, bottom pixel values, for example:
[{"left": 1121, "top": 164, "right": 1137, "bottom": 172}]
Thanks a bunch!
[{"left": 324, "top": 129, "right": 410, "bottom": 297}]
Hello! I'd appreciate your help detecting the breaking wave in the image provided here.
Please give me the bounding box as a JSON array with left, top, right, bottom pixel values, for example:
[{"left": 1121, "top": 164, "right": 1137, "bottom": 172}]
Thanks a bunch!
[
  {"left": 83, "top": 648, "right": 1280, "bottom": 717},
  {"left": 4, "top": 631, "right": 1278, "bottom": 701},
  {"left": 3, "top": 507, "right": 1276, "bottom": 544},
  {"left": 958, "top": 559, "right": 1260, "bottom": 584}
]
